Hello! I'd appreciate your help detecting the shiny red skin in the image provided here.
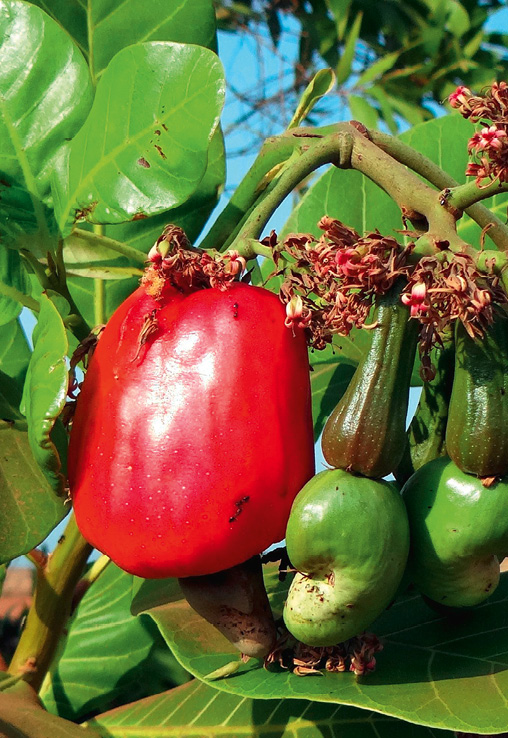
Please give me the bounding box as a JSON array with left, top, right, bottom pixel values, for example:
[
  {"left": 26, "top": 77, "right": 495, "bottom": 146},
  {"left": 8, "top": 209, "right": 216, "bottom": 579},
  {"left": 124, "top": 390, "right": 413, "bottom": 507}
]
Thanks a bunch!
[{"left": 68, "top": 282, "right": 315, "bottom": 578}]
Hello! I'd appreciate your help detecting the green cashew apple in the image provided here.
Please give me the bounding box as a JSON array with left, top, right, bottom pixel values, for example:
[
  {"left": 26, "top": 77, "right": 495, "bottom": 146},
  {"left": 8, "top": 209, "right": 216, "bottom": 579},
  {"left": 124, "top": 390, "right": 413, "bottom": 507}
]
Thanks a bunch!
[
  {"left": 402, "top": 456, "right": 508, "bottom": 607},
  {"left": 283, "top": 469, "right": 410, "bottom": 646}
]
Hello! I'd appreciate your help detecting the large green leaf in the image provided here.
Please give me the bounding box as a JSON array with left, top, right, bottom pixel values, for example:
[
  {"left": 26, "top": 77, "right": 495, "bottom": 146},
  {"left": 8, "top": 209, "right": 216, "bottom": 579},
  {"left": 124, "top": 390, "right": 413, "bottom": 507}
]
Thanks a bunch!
[
  {"left": 88, "top": 678, "right": 452, "bottom": 738},
  {"left": 0, "top": 317, "right": 31, "bottom": 420},
  {"left": 281, "top": 167, "right": 402, "bottom": 242},
  {"left": 41, "top": 562, "right": 190, "bottom": 721},
  {"left": 101, "top": 126, "right": 226, "bottom": 249},
  {"left": 0, "top": 418, "right": 67, "bottom": 564},
  {"left": 0, "top": 691, "right": 99, "bottom": 738},
  {"left": 21, "top": 292, "right": 69, "bottom": 494},
  {"left": 0, "top": 247, "right": 30, "bottom": 325},
  {"left": 53, "top": 42, "right": 225, "bottom": 234},
  {"left": 0, "top": 0, "right": 93, "bottom": 251},
  {"left": 64, "top": 128, "right": 225, "bottom": 325},
  {"left": 133, "top": 564, "right": 508, "bottom": 734},
  {"left": 31, "top": 0, "right": 218, "bottom": 83}
]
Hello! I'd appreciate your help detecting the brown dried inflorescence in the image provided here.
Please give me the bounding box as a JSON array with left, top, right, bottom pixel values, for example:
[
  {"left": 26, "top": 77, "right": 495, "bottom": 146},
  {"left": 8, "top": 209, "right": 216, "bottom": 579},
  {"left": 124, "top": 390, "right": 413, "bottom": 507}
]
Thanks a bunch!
[
  {"left": 449, "top": 82, "right": 508, "bottom": 186},
  {"left": 264, "top": 627, "right": 383, "bottom": 677},
  {"left": 267, "top": 216, "right": 411, "bottom": 349},
  {"left": 142, "top": 224, "right": 246, "bottom": 299},
  {"left": 401, "top": 252, "right": 506, "bottom": 376}
]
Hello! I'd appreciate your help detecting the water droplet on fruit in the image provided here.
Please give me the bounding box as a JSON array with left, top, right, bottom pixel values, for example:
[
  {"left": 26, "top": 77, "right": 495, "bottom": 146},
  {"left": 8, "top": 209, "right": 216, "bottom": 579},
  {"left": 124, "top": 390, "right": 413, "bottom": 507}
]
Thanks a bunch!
[{"left": 145, "top": 516, "right": 150, "bottom": 521}]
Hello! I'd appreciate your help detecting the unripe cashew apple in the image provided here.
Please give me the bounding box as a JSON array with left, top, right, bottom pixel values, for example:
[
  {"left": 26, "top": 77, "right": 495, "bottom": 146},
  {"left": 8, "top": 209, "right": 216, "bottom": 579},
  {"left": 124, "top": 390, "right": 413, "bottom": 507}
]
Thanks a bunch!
[
  {"left": 283, "top": 469, "right": 409, "bottom": 646},
  {"left": 68, "top": 282, "right": 315, "bottom": 579},
  {"left": 402, "top": 456, "right": 508, "bottom": 607}
]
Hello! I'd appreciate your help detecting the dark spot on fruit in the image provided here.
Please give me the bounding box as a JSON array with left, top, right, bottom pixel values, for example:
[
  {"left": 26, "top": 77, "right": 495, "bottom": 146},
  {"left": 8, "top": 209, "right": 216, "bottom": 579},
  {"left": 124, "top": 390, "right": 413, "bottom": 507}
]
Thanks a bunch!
[
  {"left": 154, "top": 129, "right": 161, "bottom": 136},
  {"left": 137, "top": 157, "right": 150, "bottom": 168},
  {"left": 132, "top": 212, "right": 148, "bottom": 220},
  {"left": 162, "top": 122, "right": 168, "bottom": 131},
  {"left": 346, "top": 603, "right": 354, "bottom": 609}
]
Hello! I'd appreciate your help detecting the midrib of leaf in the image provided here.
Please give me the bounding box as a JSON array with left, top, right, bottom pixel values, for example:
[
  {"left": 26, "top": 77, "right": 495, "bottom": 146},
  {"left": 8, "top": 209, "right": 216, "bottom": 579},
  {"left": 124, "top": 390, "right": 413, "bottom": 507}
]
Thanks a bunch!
[
  {"left": 0, "top": 98, "right": 50, "bottom": 244},
  {"left": 136, "top": 0, "right": 187, "bottom": 45},
  {"left": 59, "top": 57, "right": 216, "bottom": 228}
]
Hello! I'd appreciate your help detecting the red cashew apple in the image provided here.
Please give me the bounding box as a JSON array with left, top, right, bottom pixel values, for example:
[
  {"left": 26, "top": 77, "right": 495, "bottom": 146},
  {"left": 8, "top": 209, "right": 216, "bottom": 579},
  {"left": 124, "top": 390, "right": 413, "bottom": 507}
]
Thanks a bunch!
[{"left": 68, "top": 281, "right": 315, "bottom": 578}]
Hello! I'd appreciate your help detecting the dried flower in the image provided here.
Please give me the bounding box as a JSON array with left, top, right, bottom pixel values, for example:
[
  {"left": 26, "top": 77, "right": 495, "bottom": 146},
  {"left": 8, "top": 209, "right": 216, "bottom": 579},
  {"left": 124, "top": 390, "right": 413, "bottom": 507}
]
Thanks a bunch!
[{"left": 265, "top": 216, "right": 412, "bottom": 349}]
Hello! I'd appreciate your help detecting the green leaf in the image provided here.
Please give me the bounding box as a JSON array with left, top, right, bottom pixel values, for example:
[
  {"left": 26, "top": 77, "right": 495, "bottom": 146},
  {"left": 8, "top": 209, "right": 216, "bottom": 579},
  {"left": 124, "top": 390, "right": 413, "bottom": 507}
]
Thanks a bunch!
[
  {"left": 0, "top": 0, "right": 93, "bottom": 251},
  {"left": 356, "top": 51, "right": 400, "bottom": 87},
  {"left": 88, "top": 678, "right": 452, "bottom": 738},
  {"left": 65, "top": 127, "right": 225, "bottom": 324},
  {"left": 53, "top": 42, "right": 225, "bottom": 235},
  {"left": 0, "top": 419, "right": 67, "bottom": 564},
  {"left": 31, "top": 0, "right": 218, "bottom": 83},
  {"left": 134, "top": 565, "right": 508, "bottom": 734},
  {"left": 288, "top": 68, "right": 336, "bottom": 129},
  {"left": 0, "top": 247, "right": 30, "bottom": 325},
  {"left": 400, "top": 114, "right": 473, "bottom": 183},
  {"left": 336, "top": 11, "right": 362, "bottom": 86},
  {"left": 385, "top": 95, "right": 427, "bottom": 126},
  {"left": 348, "top": 95, "right": 379, "bottom": 129},
  {"left": 0, "top": 691, "right": 99, "bottom": 738},
  {"left": 325, "top": 0, "right": 352, "bottom": 41},
  {"left": 369, "top": 86, "right": 398, "bottom": 134},
  {"left": 21, "top": 293, "right": 69, "bottom": 495},
  {"left": 95, "top": 126, "right": 226, "bottom": 253},
  {"left": 0, "top": 318, "right": 31, "bottom": 419},
  {"left": 310, "top": 339, "right": 367, "bottom": 440},
  {"left": 281, "top": 168, "right": 402, "bottom": 241},
  {"left": 445, "top": 0, "right": 470, "bottom": 38},
  {"left": 66, "top": 275, "right": 138, "bottom": 328},
  {"left": 40, "top": 562, "right": 190, "bottom": 722}
]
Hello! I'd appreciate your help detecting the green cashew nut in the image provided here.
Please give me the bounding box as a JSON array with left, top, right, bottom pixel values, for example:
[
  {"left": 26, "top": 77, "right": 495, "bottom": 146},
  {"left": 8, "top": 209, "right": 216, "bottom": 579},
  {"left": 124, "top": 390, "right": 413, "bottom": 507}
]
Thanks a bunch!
[
  {"left": 283, "top": 469, "right": 410, "bottom": 646},
  {"left": 402, "top": 456, "right": 508, "bottom": 607}
]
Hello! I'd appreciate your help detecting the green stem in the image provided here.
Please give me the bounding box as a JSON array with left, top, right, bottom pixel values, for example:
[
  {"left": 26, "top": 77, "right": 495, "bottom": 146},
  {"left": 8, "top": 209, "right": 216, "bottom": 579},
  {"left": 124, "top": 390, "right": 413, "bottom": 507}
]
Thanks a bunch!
[
  {"left": 369, "top": 130, "right": 508, "bottom": 251},
  {"left": 92, "top": 225, "right": 106, "bottom": 325},
  {"left": 71, "top": 228, "right": 147, "bottom": 266},
  {"left": 8, "top": 514, "right": 92, "bottom": 692},
  {"left": 231, "top": 124, "right": 467, "bottom": 259},
  {"left": 232, "top": 131, "right": 353, "bottom": 257},
  {"left": 0, "top": 281, "right": 39, "bottom": 312},
  {"left": 21, "top": 249, "right": 91, "bottom": 342},
  {"left": 200, "top": 125, "right": 339, "bottom": 252},
  {"left": 447, "top": 179, "right": 508, "bottom": 211}
]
